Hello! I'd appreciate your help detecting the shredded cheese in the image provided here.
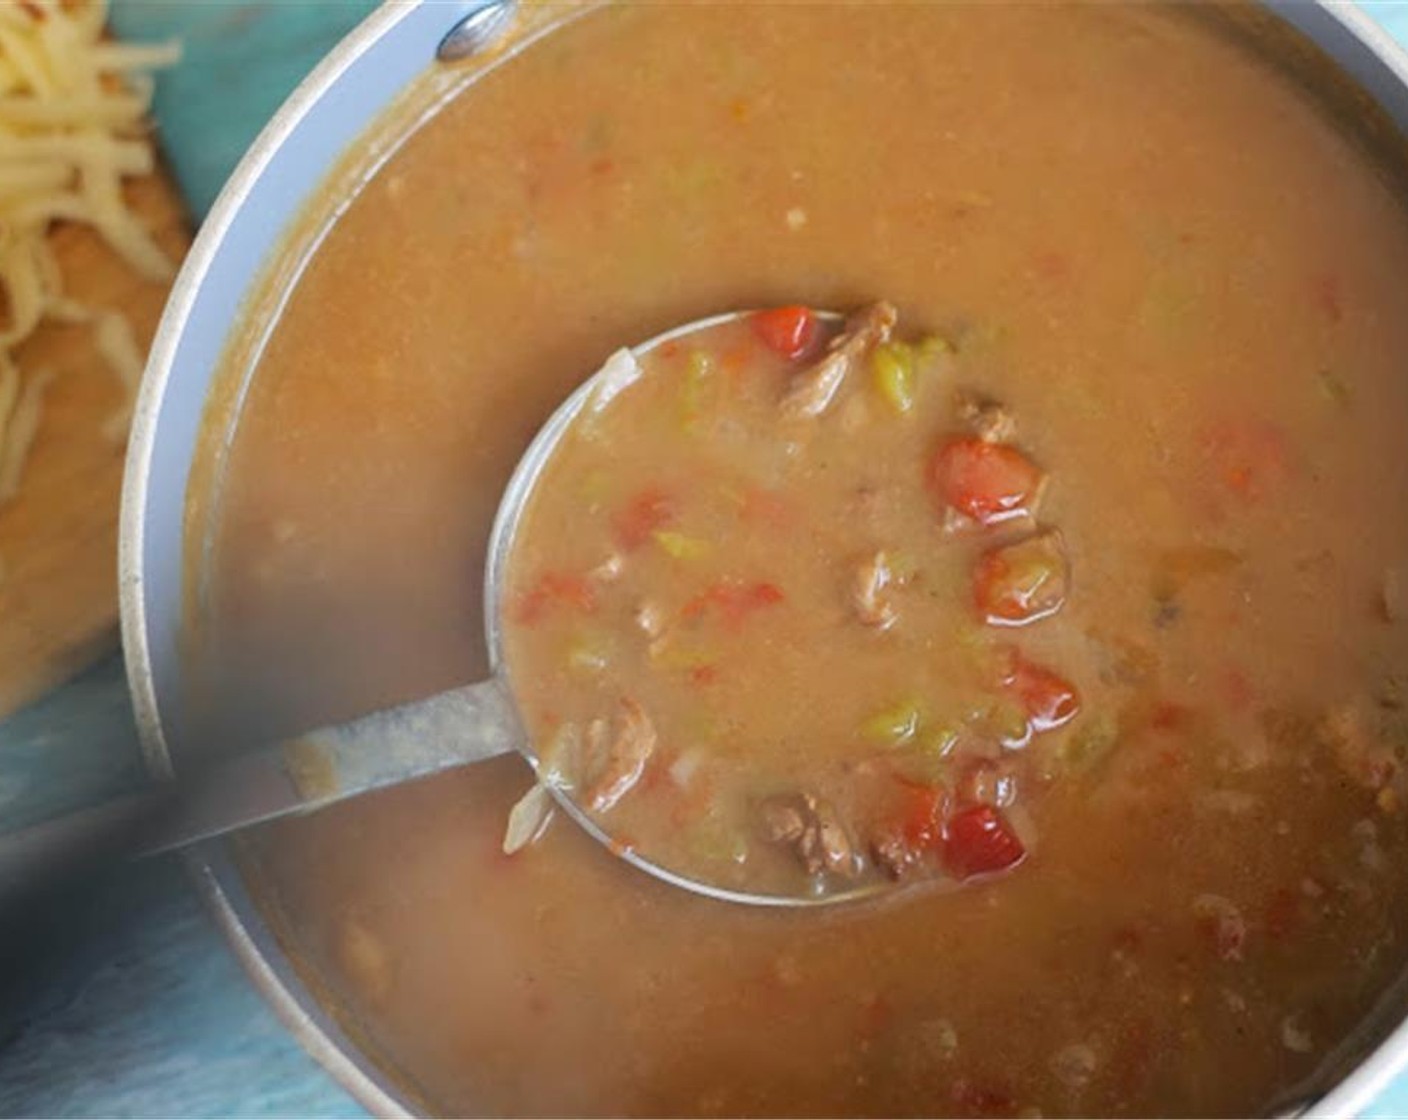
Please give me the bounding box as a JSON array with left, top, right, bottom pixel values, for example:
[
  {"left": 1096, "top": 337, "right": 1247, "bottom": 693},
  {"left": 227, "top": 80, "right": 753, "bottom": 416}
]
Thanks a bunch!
[
  {"left": 0, "top": 363, "right": 52, "bottom": 502},
  {"left": 0, "top": 0, "right": 179, "bottom": 508}
]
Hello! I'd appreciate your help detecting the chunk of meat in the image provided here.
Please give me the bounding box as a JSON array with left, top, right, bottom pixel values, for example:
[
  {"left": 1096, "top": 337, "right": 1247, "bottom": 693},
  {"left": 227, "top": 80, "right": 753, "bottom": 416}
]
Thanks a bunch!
[
  {"left": 760, "top": 798, "right": 807, "bottom": 844},
  {"left": 955, "top": 390, "right": 1015, "bottom": 443},
  {"left": 812, "top": 798, "right": 856, "bottom": 875},
  {"left": 928, "top": 436, "right": 1046, "bottom": 528},
  {"left": 871, "top": 831, "right": 923, "bottom": 880},
  {"left": 780, "top": 300, "right": 897, "bottom": 420},
  {"left": 974, "top": 529, "right": 1069, "bottom": 626},
  {"left": 852, "top": 550, "right": 898, "bottom": 629},
  {"left": 583, "top": 697, "right": 658, "bottom": 812},
  {"left": 757, "top": 792, "right": 860, "bottom": 877}
]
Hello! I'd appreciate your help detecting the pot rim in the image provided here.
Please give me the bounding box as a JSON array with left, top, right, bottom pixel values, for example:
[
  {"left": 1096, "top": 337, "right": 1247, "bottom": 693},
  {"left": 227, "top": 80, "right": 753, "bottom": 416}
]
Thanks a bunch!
[{"left": 116, "top": 2, "right": 1408, "bottom": 1116}]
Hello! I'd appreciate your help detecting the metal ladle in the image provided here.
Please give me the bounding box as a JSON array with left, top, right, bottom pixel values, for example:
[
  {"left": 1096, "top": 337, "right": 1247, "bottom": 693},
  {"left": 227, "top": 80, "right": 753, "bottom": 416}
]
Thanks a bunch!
[{"left": 0, "top": 309, "right": 888, "bottom": 910}]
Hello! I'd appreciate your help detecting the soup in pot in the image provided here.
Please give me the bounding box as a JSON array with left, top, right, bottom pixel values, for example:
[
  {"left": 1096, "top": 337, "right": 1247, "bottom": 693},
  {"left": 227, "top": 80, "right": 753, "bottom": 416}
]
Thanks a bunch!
[{"left": 194, "top": 3, "right": 1408, "bottom": 1115}]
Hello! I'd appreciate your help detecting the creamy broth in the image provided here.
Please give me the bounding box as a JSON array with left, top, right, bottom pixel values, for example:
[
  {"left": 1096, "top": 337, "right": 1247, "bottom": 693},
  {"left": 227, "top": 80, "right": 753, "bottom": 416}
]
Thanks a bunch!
[
  {"left": 501, "top": 305, "right": 1075, "bottom": 898},
  {"left": 198, "top": 4, "right": 1408, "bottom": 1115}
]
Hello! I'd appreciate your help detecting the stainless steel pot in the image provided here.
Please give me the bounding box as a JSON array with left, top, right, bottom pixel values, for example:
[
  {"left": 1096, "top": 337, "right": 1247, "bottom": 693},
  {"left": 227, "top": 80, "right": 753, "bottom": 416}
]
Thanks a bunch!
[{"left": 117, "top": 2, "right": 1408, "bottom": 1114}]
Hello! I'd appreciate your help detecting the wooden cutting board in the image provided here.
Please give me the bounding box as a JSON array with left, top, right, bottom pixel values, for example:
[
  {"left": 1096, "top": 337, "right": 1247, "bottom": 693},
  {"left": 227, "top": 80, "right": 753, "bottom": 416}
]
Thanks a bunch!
[{"left": 0, "top": 170, "right": 191, "bottom": 722}]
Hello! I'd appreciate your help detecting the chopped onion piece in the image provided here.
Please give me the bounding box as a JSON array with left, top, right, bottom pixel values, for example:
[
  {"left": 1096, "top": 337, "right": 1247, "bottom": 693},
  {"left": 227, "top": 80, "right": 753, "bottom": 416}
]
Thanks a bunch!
[
  {"left": 502, "top": 783, "right": 555, "bottom": 855},
  {"left": 0, "top": 366, "right": 54, "bottom": 502},
  {"left": 585, "top": 348, "right": 641, "bottom": 414}
]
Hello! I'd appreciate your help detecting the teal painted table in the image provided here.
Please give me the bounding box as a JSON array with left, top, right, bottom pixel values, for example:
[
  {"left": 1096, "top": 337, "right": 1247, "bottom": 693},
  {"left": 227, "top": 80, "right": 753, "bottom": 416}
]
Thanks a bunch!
[{"left": 5, "top": 3, "right": 1408, "bottom": 1116}]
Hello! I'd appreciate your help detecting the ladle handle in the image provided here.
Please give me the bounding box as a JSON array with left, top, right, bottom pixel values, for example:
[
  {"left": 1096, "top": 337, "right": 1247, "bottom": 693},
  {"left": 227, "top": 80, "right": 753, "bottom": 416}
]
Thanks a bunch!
[
  {"left": 0, "top": 678, "right": 521, "bottom": 903},
  {"left": 142, "top": 677, "right": 521, "bottom": 854},
  {"left": 0, "top": 680, "right": 518, "bottom": 1029}
]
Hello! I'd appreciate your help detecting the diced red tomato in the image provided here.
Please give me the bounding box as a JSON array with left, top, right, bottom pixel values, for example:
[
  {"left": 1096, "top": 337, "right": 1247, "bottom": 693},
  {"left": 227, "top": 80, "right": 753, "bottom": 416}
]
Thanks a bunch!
[
  {"left": 1150, "top": 701, "right": 1192, "bottom": 732},
  {"left": 972, "top": 530, "right": 1069, "bottom": 626},
  {"left": 750, "top": 582, "right": 785, "bottom": 606},
  {"left": 512, "top": 572, "right": 597, "bottom": 625},
  {"left": 1200, "top": 419, "right": 1291, "bottom": 503},
  {"left": 899, "top": 784, "right": 948, "bottom": 850},
  {"left": 944, "top": 805, "right": 1026, "bottom": 880},
  {"left": 737, "top": 485, "right": 791, "bottom": 528},
  {"left": 751, "top": 305, "right": 818, "bottom": 360},
  {"left": 681, "top": 580, "right": 785, "bottom": 628},
  {"left": 1003, "top": 656, "right": 1080, "bottom": 733},
  {"left": 928, "top": 437, "right": 1044, "bottom": 527},
  {"left": 613, "top": 488, "right": 674, "bottom": 550}
]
